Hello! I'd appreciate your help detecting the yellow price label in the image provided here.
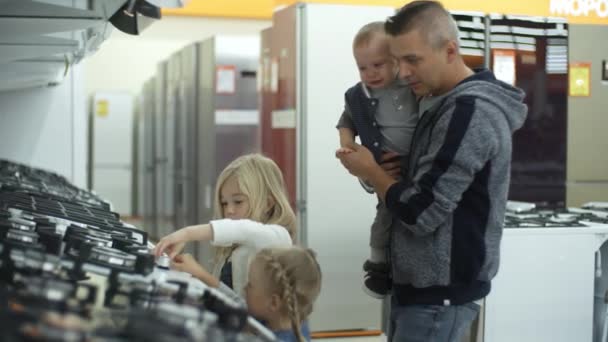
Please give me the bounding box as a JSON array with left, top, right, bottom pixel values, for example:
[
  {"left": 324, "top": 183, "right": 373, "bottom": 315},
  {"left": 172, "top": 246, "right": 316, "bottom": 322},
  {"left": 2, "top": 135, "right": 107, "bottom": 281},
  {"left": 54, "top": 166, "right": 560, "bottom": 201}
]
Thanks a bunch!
[
  {"left": 96, "top": 99, "right": 109, "bottom": 117},
  {"left": 569, "top": 62, "right": 591, "bottom": 97}
]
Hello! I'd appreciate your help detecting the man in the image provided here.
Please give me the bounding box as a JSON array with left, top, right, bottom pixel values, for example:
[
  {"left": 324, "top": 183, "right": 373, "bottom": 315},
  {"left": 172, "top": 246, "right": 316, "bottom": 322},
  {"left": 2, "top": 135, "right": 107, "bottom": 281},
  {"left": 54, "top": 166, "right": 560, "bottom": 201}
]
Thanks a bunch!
[{"left": 336, "top": 1, "right": 528, "bottom": 341}]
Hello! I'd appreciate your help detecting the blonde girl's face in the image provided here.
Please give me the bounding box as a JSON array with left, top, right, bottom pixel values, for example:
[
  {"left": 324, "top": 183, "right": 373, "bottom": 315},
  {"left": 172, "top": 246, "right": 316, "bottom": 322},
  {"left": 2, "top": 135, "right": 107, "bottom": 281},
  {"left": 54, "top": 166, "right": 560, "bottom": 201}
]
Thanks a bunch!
[{"left": 220, "top": 175, "right": 250, "bottom": 220}]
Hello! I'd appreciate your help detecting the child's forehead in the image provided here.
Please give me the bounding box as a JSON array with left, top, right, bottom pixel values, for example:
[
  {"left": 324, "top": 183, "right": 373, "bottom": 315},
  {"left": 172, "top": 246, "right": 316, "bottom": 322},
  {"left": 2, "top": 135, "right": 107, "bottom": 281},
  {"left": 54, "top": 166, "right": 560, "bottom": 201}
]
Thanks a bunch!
[
  {"left": 356, "top": 33, "right": 389, "bottom": 47},
  {"left": 354, "top": 40, "right": 391, "bottom": 57},
  {"left": 220, "top": 189, "right": 246, "bottom": 198},
  {"left": 220, "top": 176, "right": 244, "bottom": 194}
]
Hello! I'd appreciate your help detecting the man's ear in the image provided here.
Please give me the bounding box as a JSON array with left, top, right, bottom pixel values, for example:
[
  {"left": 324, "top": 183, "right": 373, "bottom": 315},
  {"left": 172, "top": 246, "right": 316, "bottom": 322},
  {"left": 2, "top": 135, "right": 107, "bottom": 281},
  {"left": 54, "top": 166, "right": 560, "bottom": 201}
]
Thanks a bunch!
[{"left": 445, "top": 40, "right": 458, "bottom": 63}]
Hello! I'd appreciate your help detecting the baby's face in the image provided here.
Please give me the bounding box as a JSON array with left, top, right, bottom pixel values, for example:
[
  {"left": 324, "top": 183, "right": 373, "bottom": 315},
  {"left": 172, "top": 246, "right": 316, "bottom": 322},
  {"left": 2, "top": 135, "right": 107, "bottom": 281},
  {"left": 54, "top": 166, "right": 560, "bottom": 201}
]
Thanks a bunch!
[{"left": 354, "top": 37, "right": 396, "bottom": 90}]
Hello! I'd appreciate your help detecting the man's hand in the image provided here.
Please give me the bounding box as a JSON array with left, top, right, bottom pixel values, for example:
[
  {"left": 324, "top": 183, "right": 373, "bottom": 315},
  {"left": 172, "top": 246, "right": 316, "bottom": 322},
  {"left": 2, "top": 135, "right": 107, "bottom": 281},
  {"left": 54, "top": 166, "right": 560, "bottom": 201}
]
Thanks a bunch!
[
  {"left": 336, "top": 144, "right": 379, "bottom": 180},
  {"left": 336, "top": 145, "right": 399, "bottom": 201},
  {"left": 380, "top": 151, "right": 402, "bottom": 180}
]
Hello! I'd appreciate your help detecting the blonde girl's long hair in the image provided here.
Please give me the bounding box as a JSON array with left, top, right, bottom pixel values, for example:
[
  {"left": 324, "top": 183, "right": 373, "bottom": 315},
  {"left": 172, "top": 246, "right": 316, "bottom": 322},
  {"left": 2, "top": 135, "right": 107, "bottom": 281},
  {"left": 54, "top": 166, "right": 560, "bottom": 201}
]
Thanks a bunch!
[
  {"left": 211, "top": 154, "right": 296, "bottom": 275},
  {"left": 254, "top": 247, "right": 322, "bottom": 342}
]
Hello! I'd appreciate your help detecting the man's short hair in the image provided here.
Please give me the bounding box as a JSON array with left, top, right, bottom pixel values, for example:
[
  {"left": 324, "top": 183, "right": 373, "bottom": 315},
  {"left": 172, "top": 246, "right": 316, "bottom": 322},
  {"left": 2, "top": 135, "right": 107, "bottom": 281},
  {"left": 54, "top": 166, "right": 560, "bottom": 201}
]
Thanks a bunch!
[
  {"left": 384, "top": 1, "right": 460, "bottom": 50},
  {"left": 353, "top": 21, "right": 387, "bottom": 49}
]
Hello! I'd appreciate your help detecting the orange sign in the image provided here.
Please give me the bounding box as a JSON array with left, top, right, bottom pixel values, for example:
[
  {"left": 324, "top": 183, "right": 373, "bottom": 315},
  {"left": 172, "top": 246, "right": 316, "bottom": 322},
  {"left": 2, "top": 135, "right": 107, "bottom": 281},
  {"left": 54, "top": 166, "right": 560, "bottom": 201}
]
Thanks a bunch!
[
  {"left": 164, "top": 0, "right": 608, "bottom": 24},
  {"left": 492, "top": 50, "right": 517, "bottom": 86}
]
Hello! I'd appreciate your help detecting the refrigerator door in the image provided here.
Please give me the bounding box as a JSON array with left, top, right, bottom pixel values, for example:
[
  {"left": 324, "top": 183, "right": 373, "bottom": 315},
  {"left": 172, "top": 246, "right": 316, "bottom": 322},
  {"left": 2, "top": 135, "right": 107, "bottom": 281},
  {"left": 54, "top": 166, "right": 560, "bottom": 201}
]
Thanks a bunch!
[
  {"left": 182, "top": 44, "right": 200, "bottom": 231},
  {"left": 157, "top": 61, "right": 176, "bottom": 237},
  {"left": 262, "top": 6, "right": 298, "bottom": 209},
  {"left": 91, "top": 91, "right": 133, "bottom": 215},
  {"left": 193, "top": 36, "right": 262, "bottom": 268},
  {"left": 141, "top": 78, "right": 157, "bottom": 236},
  {"left": 489, "top": 15, "right": 568, "bottom": 206},
  {"left": 214, "top": 36, "right": 261, "bottom": 178},
  {"left": 170, "top": 44, "right": 199, "bottom": 231},
  {"left": 154, "top": 62, "right": 168, "bottom": 239},
  {"left": 194, "top": 39, "right": 216, "bottom": 266},
  {"left": 298, "top": 3, "right": 396, "bottom": 332}
]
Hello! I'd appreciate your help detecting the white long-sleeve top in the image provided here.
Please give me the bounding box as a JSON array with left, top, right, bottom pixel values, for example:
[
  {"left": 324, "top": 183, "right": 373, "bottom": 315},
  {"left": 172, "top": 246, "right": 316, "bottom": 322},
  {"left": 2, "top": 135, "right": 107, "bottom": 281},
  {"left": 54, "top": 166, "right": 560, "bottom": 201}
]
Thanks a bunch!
[{"left": 210, "top": 219, "right": 293, "bottom": 297}]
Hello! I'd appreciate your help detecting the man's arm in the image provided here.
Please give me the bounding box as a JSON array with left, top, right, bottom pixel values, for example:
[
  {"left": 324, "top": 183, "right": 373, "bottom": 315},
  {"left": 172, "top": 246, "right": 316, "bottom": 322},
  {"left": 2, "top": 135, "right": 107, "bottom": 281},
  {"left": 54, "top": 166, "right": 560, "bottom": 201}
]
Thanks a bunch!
[
  {"left": 384, "top": 99, "right": 498, "bottom": 236},
  {"left": 339, "top": 98, "right": 498, "bottom": 236}
]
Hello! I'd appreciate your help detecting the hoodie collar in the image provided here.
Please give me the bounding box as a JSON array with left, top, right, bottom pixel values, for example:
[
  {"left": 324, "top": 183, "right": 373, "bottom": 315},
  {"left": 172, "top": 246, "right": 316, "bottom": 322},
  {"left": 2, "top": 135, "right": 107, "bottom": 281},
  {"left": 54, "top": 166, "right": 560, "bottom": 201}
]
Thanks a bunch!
[{"left": 458, "top": 68, "right": 497, "bottom": 86}]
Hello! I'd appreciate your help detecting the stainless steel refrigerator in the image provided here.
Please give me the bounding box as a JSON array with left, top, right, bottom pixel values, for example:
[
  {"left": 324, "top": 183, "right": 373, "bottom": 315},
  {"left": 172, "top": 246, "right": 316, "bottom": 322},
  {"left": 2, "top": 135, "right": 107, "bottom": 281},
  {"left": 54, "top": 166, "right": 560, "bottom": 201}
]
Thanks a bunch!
[{"left": 260, "top": 3, "right": 397, "bottom": 333}]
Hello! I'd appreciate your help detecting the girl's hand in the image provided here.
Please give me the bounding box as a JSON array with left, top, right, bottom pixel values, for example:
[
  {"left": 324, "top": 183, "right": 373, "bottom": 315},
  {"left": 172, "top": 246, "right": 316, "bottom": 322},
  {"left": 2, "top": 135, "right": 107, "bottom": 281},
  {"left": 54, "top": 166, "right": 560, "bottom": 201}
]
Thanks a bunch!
[
  {"left": 154, "top": 228, "right": 190, "bottom": 259},
  {"left": 153, "top": 224, "right": 214, "bottom": 259},
  {"left": 171, "top": 253, "right": 204, "bottom": 275},
  {"left": 171, "top": 254, "right": 219, "bottom": 288}
]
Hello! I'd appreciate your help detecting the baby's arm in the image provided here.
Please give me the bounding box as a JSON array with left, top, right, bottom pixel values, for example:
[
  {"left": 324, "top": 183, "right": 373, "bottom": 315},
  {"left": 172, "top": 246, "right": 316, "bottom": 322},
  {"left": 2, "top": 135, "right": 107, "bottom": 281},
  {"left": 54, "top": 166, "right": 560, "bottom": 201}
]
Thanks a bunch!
[
  {"left": 336, "top": 102, "right": 357, "bottom": 150},
  {"left": 338, "top": 127, "right": 356, "bottom": 150}
]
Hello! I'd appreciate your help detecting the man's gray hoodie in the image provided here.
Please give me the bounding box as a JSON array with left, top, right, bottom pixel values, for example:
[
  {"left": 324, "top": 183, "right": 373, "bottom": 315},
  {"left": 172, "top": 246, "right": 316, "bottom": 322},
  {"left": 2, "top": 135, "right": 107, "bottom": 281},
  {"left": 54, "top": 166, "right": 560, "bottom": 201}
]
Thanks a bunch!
[{"left": 385, "top": 69, "right": 528, "bottom": 305}]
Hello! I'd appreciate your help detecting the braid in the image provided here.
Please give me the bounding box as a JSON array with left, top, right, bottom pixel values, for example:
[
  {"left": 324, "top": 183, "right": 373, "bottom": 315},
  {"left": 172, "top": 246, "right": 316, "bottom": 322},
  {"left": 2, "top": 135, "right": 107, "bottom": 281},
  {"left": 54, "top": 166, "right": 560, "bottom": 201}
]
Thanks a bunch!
[
  {"left": 286, "top": 288, "right": 303, "bottom": 342},
  {"left": 261, "top": 252, "right": 305, "bottom": 342}
]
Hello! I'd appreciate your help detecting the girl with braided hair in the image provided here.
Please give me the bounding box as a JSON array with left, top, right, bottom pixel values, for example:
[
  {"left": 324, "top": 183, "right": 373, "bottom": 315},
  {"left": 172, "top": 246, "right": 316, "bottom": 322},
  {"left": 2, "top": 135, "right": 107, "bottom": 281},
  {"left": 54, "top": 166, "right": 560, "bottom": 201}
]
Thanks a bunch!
[
  {"left": 153, "top": 154, "right": 296, "bottom": 298},
  {"left": 246, "top": 247, "right": 322, "bottom": 342}
]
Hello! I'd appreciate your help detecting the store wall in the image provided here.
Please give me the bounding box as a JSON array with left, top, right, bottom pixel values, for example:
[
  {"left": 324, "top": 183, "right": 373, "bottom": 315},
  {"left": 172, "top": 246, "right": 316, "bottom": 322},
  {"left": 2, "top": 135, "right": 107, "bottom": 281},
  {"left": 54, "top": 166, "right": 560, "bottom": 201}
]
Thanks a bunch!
[
  {"left": 0, "top": 64, "right": 87, "bottom": 188},
  {"left": 567, "top": 25, "right": 608, "bottom": 206},
  {"left": 82, "top": 14, "right": 608, "bottom": 207},
  {"left": 84, "top": 16, "right": 271, "bottom": 98}
]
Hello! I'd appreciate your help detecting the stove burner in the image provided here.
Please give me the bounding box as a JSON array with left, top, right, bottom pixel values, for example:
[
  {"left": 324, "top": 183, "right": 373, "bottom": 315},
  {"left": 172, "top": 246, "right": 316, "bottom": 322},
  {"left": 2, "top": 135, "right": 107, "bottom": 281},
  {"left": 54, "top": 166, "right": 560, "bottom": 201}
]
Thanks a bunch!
[
  {"left": 6, "top": 229, "right": 39, "bottom": 244},
  {"left": 0, "top": 218, "right": 36, "bottom": 233},
  {"left": 36, "top": 228, "right": 63, "bottom": 256},
  {"left": 64, "top": 233, "right": 112, "bottom": 258},
  {"left": 8, "top": 217, "right": 35, "bottom": 228},
  {"left": 88, "top": 246, "right": 137, "bottom": 272},
  {"left": 9, "top": 248, "right": 62, "bottom": 275},
  {"left": 582, "top": 202, "right": 608, "bottom": 212}
]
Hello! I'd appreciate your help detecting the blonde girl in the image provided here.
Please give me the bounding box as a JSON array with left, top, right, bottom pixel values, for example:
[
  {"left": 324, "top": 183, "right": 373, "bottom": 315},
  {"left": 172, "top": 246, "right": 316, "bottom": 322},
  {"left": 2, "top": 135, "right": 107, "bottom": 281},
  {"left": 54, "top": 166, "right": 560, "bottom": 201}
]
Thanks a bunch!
[
  {"left": 245, "top": 247, "right": 322, "bottom": 342},
  {"left": 153, "top": 154, "right": 296, "bottom": 297}
]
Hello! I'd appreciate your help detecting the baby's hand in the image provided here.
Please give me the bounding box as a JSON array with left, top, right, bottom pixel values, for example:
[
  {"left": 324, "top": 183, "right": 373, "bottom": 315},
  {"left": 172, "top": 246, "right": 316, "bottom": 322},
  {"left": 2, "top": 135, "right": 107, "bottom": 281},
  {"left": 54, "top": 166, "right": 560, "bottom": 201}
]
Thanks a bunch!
[{"left": 336, "top": 147, "right": 354, "bottom": 155}]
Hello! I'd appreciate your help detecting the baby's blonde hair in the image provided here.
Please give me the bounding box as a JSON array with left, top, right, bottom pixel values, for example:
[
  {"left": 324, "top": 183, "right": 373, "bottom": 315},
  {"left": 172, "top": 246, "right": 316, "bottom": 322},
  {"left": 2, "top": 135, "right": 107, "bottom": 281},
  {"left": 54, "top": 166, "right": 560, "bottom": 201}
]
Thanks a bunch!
[
  {"left": 212, "top": 154, "right": 296, "bottom": 274},
  {"left": 253, "top": 247, "right": 322, "bottom": 342},
  {"left": 353, "top": 21, "right": 389, "bottom": 50}
]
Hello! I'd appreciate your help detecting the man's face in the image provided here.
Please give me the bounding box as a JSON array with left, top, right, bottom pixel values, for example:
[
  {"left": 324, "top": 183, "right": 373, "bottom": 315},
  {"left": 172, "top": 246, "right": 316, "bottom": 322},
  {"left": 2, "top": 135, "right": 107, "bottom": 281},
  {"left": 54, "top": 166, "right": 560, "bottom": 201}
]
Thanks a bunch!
[
  {"left": 353, "top": 36, "right": 397, "bottom": 90},
  {"left": 390, "top": 29, "right": 447, "bottom": 96}
]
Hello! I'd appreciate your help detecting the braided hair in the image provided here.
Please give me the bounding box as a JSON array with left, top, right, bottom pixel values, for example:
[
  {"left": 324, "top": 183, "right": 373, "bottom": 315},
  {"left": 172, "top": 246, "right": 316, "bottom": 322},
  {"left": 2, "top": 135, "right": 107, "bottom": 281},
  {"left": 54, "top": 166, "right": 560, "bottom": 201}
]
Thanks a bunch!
[{"left": 255, "top": 247, "right": 322, "bottom": 342}]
